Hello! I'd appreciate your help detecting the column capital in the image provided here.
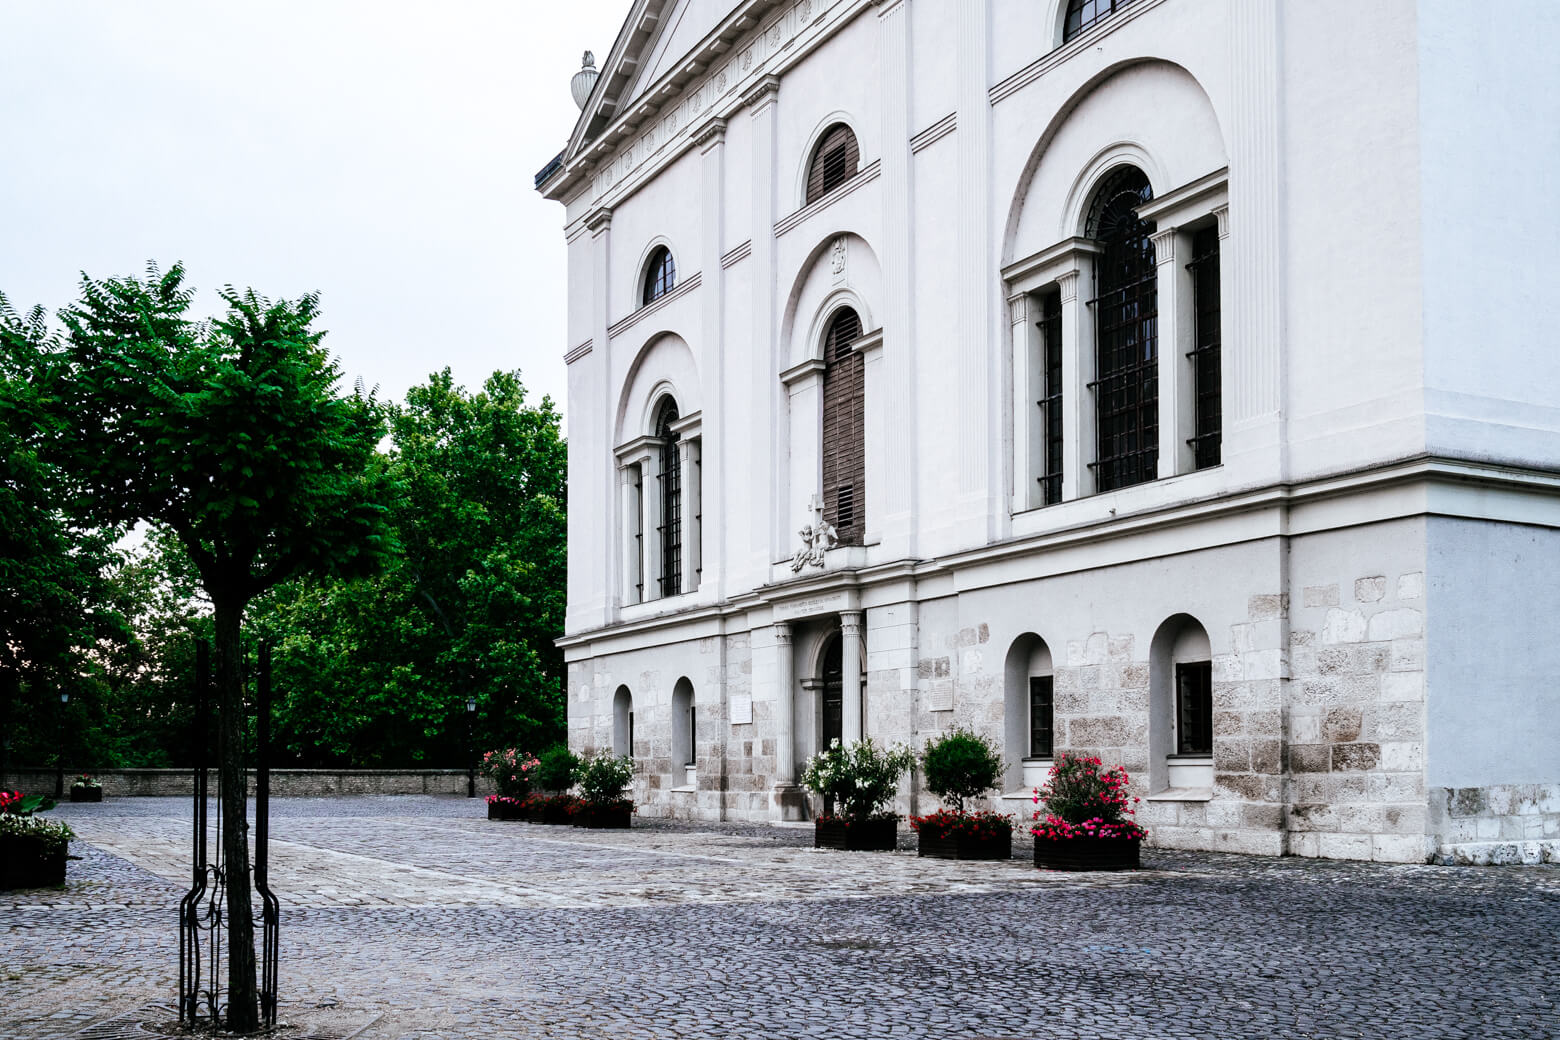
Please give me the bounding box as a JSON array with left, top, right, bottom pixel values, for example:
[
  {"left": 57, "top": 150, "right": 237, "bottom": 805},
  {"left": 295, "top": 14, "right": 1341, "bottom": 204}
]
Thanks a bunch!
[
  {"left": 773, "top": 620, "right": 792, "bottom": 646},
  {"left": 1007, "top": 292, "right": 1029, "bottom": 325},
  {"left": 1212, "top": 204, "right": 1230, "bottom": 240},
  {"left": 741, "top": 75, "right": 781, "bottom": 115},
  {"left": 1056, "top": 269, "right": 1081, "bottom": 304},
  {"left": 694, "top": 117, "right": 727, "bottom": 152},
  {"left": 1150, "top": 227, "right": 1178, "bottom": 265},
  {"left": 839, "top": 610, "right": 864, "bottom": 635},
  {"left": 586, "top": 206, "right": 613, "bottom": 235}
]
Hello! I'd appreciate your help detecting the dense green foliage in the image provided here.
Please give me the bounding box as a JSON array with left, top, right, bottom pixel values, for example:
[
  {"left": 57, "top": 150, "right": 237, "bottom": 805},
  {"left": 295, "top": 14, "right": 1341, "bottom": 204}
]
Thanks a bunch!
[
  {"left": 800, "top": 738, "right": 915, "bottom": 821},
  {"left": 919, "top": 728, "right": 1005, "bottom": 812},
  {"left": 535, "top": 744, "right": 580, "bottom": 793},
  {"left": 577, "top": 752, "right": 633, "bottom": 807}
]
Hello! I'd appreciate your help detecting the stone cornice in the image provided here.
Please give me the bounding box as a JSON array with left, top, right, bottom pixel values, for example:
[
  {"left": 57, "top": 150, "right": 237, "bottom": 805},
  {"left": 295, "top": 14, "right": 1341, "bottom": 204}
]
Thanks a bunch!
[
  {"left": 720, "top": 239, "right": 753, "bottom": 269},
  {"left": 909, "top": 112, "right": 957, "bottom": 154},
  {"left": 607, "top": 271, "right": 702, "bottom": 341},
  {"left": 563, "top": 339, "right": 593, "bottom": 365}
]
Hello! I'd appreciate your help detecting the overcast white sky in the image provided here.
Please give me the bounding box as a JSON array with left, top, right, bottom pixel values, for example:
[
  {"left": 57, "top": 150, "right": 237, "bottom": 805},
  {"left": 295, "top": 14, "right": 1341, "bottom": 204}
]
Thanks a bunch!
[{"left": 1, "top": 0, "right": 631, "bottom": 417}]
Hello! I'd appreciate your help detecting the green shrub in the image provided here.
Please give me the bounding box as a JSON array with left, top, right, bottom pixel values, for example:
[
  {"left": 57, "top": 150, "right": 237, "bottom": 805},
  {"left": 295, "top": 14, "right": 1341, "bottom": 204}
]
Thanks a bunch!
[
  {"left": 919, "top": 728, "right": 1004, "bottom": 812},
  {"left": 535, "top": 745, "right": 580, "bottom": 793},
  {"left": 577, "top": 753, "right": 634, "bottom": 807},
  {"left": 0, "top": 813, "right": 74, "bottom": 857},
  {"left": 800, "top": 738, "right": 914, "bottom": 821}
]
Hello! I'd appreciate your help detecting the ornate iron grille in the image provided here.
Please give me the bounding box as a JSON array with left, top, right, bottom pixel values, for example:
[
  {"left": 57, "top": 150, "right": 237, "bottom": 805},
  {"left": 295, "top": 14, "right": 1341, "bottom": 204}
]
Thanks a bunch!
[
  {"left": 1187, "top": 226, "right": 1222, "bottom": 469},
  {"left": 821, "top": 307, "right": 866, "bottom": 545},
  {"left": 806, "top": 125, "right": 860, "bottom": 204},
  {"left": 1087, "top": 166, "right": 1158, "bottom": 493},
  {"left": 656, "top": 401, "right": 682, "bottom": 597},
  {"left": 1037, "top": 291, "right": 1064, "bottom": 505},
  {"left": 1175, "top": 661, "right": 1213, "bottom": 756},
  {"left": 1029, "top": 675, "right": 1055, "bottom": 757},
  {"left": 1063, "top": 0, "right": 1141, "bottom": 43},
  {"left": 642, "top": 247, "right": 675, "bottom": 305}
]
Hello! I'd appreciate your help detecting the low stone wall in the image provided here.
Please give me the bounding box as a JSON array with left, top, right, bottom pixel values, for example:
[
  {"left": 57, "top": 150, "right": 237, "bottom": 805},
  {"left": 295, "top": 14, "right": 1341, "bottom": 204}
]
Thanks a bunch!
[
  {"left": 0, "top": 768, "right": 495, "bottom": 798},
  {"left": 1428, "top": 783, "right": 1560, "bottom": 865}
]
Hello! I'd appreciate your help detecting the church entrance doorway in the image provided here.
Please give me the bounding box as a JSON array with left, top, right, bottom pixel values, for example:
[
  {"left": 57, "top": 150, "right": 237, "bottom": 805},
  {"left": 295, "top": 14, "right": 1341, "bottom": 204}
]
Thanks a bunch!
[{"left": 821, "top": 634, "right": 843, "bottom": 748}]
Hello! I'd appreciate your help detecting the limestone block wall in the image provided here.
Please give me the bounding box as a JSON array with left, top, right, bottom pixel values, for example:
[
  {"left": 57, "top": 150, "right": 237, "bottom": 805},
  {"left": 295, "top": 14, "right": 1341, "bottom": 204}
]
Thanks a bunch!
[
  {"left": 1284, "top": 519, "right": 1429, "bottom": 863},
  {"left": 1426, "top": 784, "right": 1560, "bottom": 865}
]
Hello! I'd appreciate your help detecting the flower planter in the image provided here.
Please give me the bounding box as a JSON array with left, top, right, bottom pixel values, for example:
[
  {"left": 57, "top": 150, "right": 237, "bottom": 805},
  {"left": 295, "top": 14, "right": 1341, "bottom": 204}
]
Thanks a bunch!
[
  {"left": 572, "top": 803, "right": 632, "bottom": 829},
  {"left": 918, "top": 830, "right": 1011, "bottom": 860},
  {"left": 542, "top": 799, "right": 576, "bottom": 825},
  {"left": 487, "top": 799, "right": 527, "bottom": 821},
  {"left": 69, "top": 786, "right": 102, "bottom": 803},
  {"left": 815, "top": 817, "right": 898, "bottom": 852},
  {"left": 1032, "top": 835, "right": 1140, "bottom": 871},
  {"left": 0, "top": 838, "right": 68, "bottom": 890}
]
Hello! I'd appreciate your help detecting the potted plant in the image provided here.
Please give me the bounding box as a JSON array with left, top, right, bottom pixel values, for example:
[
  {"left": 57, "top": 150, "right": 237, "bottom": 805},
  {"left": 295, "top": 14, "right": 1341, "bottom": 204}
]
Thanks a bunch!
[
  {"left": 480, "top": 748, "right": 540, "bottom": 820},
  {"left": 69, "top": 775, "right": 103, "bottom": 803},
  {"left": 800, "top": 738, "right": 914, "bottom": 852},
  {"left": 910, "top": 729, "right": 1012, "bottom": 860},
  {"left": 534, "top": 744, "right": 581, "bottom": 824},
  {"left": 0, "top": 791, "right": 74, "bottom": 889},
  {"left": 1030, "top": 754, "right": 1146, "bottom": 871},
  {"left": 572, "top": 752, "right": 634, "bottom": 828}
]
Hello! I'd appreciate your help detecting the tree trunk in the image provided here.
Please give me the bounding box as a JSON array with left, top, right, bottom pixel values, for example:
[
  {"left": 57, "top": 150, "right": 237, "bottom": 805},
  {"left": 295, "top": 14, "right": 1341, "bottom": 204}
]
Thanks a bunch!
[{"left": 213, "top": 598, "right": 259, "bottom": 1032}]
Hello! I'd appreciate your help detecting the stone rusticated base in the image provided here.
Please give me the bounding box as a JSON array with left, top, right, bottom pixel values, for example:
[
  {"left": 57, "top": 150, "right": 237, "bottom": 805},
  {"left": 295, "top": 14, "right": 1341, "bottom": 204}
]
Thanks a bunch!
[{"left": 1431, "top": 840, "right": 1560, "bottom": 866}]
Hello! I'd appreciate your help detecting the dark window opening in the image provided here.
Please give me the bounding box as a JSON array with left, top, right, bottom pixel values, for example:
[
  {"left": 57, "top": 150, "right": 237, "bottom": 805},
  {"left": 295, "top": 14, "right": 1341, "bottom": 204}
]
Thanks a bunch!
[
  {"left": 821, "top": 307, "right": 866, "bottom": 546},
  {"left": 1037, "top": 291, "right": 1064, "bottom": 505},
  {"left": 631, "top": 464, "right": 644, "bottom": 602},
  {"left": 1187, "top": 226, "right": 1222, "bottom": 470},
  {"left": 694, "top": 453, "right": 702, "bottom": 581},
  {"left": 687, "top": 705, "right": 696, "bottom": 767},
  {"left": 642, "top": 246, "right": 676, "bottom": 306},
  {"left": 806, "top": 124, "right": 861, "bottom": 205},
  {"left": 1063, "top": 0, "right": 1141, "bottom": 44},
  {"left": 1029, "top": 675, "right": 1055, "bottom": 758},
  {"left": 1086, "top": 166, "right": 1158, "bottom": 493},
  {"left": 656, "top": 400, "right": 682, "bottom": 597},
  {"left": 627, "top": 711, "right": 635, "bottom": 758},
  {"left": 1175, "top": 661, "right": 1213, "bottom": 756}
]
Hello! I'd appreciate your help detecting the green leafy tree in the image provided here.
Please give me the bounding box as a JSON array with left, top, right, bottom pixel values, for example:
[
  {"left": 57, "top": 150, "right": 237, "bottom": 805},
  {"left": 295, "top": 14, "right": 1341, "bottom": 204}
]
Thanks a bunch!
[
  {"left": 919, "top": 728, "right": 1004, "bottom": 812},
  {"left": 23, "top": 263, "right": 395, "bottom": 1031},
  {"left": 253, "top": 368, "right": 566, "bottom": 767}
]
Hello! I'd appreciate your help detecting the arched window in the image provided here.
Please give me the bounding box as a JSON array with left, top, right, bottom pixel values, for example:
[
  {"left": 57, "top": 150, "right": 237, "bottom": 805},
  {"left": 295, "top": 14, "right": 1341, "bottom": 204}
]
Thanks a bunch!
[
  {"left": 1149, "top": 614, "right": 1213, "bottom": 793},
  {"left": 642, "top": 246, "right": 676, "bottom": 305},
  {"left": 805, "top": 124, "right": 860, "bottom": 205},
  {"left": 672, "top": 677, "right": 696, "bottom": 782},
  {"left": 1003, "top": 634, "right": 1055, "bottom": 792},
  {"left": 655, "top": 398, "right": 682, "bottom": 597},
  {"left": 821, "top": 307, "right": 865, "bottom": 546},
  {"left": 1087, "top": 165, "right": 1158, "bottom": 492},
  {"left": 1063, "top": 0, "right": 1140, "bottom": 44},
  {"left": 612, "top": 686, "right": 634, "bottom": 758}
]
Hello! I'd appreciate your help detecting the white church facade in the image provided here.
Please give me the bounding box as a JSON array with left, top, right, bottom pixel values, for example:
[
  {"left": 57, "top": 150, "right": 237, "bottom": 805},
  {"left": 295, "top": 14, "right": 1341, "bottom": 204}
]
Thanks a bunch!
[{"left": 539, "top": 0, "right": 1560, "bottom": 863}]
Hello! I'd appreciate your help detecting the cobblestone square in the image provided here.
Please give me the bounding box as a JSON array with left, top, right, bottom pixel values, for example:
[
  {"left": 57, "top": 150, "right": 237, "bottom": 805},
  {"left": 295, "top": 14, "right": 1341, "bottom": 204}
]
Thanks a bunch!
[{"left": 3, "top": 796, "right": 1556, "bottom": 1039}]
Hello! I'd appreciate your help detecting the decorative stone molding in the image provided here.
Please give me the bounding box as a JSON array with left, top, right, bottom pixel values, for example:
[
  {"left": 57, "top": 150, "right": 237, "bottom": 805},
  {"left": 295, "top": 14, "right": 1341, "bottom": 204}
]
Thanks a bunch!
[
  {"left": 790, "top": 495, "right": 838, "bottom": 571},
  {"left": 741, "top": 74, "right": 782, "bottom": 114},
  {"left": 779, "top": 357, "right": 826, "bottom": 386},
  {"left": 694, "top": 117, "right": 728, "bottom": 151},
  {"left": 721, "top": 239, "right": 753, "bottom": 269},
  {"left": 607, "top": 271, "right": 703, "bottom": 340},
  {"left": 851, "top": 328, "right": 885, "bottom": 357},
  {"left": 988, "top": 0, "right": 1170, "bottom": 106},
  {"left": 909, "top": 111, "right": 957, "bottom": 154},
  {"left": 586, "top": 207, "right": 613, "bottom": 235},
  {"left": 563, "top": 339, "right": 594, "bottom": 365},
  {"left": 1003, "top": 236, "right": 1098, "bottom": 297},
  {"left": 773, "top": 160, "right": 883, "bottom": 238}
]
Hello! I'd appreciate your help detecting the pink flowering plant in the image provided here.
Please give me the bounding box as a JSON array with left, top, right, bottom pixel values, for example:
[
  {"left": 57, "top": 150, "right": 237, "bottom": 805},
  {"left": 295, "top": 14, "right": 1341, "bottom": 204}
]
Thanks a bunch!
[
  {"left": 1030, "top": 754, "right": 1146, "bottom": 841},
  {"left": 479, "top": 748, "right": 540, "bottom": 799}
]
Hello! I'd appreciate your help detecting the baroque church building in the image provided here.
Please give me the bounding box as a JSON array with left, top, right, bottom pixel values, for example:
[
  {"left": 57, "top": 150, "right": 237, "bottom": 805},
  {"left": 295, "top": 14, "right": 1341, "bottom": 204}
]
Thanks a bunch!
[{"left": 539, "top": 0, "right": 1560, "bottom": 864}]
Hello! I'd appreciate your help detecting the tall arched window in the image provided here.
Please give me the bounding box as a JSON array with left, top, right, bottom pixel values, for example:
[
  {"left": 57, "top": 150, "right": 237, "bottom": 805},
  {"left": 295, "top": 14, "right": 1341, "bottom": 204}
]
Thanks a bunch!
[
  {"left": 642, "top": 246, "right": 676, "bottom": 305},
  {"left": 1087, "top": 166, "right": 1158, "bottom": 492},
  {"left": 805, "top": 124, "right": 860, "bottom": 205},
  {"left": 655, "top": 398, "right": 682, "bottom": 597},
  {"left": 821, "top": 307, "right": 865, "bottom": 546},
  {"left": 1063, "top": 0, "right": 1140, "bottom": 43}
]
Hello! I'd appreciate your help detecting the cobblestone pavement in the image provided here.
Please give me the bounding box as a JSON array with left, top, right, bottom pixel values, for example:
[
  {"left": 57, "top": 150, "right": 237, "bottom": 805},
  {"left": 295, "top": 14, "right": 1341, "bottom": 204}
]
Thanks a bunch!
[{"left": 3, "top": 797, "right": 1557, "bottom": 1040}]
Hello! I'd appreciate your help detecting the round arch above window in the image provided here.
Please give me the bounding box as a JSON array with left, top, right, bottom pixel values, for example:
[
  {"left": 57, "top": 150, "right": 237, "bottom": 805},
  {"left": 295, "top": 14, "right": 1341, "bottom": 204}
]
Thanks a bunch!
[
  {"left": 1063, "top": 0, "right": 1141, "bottom": 44},
  {"left": 805, "top": 124, "right": 860, "bottom": 205},
  {"left": 642, "top": 245, "right": 676, "bottom": 306}
]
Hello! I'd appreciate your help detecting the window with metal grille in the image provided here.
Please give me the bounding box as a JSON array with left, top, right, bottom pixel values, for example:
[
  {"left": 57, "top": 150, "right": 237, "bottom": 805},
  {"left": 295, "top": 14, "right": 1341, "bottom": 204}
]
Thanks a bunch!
[
  {"left": 1063, "top": 0, "right": 1140, "bottom": 43},
  {"left": 1086, "top": 166, "right": 1158, "bottom": 493},
  {"left": 1186, "top": 226, "right": 1222, "bottom": 470},
  {"left": 655, "top": 399, "right": 682, "bottom": 597},
  {"left": 1029, "top": 675, "right": 1055, "bottom": 758},
  {"left": 694, "top": 452, "right": 702, "bottom": 582},
  {"left": 805, "top": 124, "right": 860, "bottom": 205},
  {"left": 642, "top": 246, "right": 676, "bottom": 306},
  {"left": 821, "top": 307, "right": 866, "bottom": 545},
  {"left": 1175, "top": 661, "right": 1213, "bottom": 756},
  {"left": 631, "top": 464, "right": 644, "bottom": 602},
  {"left": 1037, "top": 291, "right": 1064, "bottom": 505}
]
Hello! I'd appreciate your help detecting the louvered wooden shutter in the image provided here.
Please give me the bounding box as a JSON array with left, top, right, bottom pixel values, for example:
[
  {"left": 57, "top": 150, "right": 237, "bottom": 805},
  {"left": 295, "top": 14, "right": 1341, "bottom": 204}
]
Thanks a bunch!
[
  {"left": 806, "top": 125, "right": 860, "bottom": 205},
  {"left": 821, "top": 308, "right": 865, "bottom": 545}
]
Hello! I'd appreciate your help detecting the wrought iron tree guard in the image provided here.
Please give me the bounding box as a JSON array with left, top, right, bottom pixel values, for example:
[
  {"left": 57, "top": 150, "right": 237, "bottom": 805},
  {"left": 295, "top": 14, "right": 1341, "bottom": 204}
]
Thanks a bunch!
[{"left": 178, "top": 639, "right": 280, "bottom": 1031}]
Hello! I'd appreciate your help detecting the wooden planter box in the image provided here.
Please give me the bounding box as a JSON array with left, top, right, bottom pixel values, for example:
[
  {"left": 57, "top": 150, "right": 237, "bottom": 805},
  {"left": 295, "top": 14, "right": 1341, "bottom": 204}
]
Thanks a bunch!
[
  {"left": 1032, "top": 836, "right": 1141, "bottom": 871},
  {"left": 572, "top": 803, "right": 632, "bottom": 829},
  {"left": 918, "top": 829, "right": 1012, "bottom": 860},
  {"left": 69, "top": 786, "right": 102, "bottom": 803},
  {"left": 0, "top": 839, "right": 68, "bottom": 890},
  {"left": 541, "top": 799, "right": 576, "bottom": 825},
  {"left": 487, "top": 800, "right": 526, "bottom": 821},
  {"left": 815, "top": 817, "right": 898, "bottom": 852}
]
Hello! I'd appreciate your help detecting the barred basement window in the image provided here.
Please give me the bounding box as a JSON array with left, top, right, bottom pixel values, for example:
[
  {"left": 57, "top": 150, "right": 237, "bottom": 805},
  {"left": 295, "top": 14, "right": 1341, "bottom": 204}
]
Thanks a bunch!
[
  {"left": 656, "top": 399, "right": 682, "bottom": 597},
  {"left": 1175, "top": 661, "right": 1212, "bottom": 756},
  {"left": 1063, "top": 0, "right": 1140, "bottom": 43},
  {"left": 821, "top": 307, "right": 866, "bottom": 545},
  {"left": 1037, "top": 291, "right": 1064, "bottom": 505},
  {"left": 1186, "top": 226, "right": 1222, "bottom": 469},
  {"left": 1087, "top": 166, "right": 1158, "bottom": 493},
  {"left": 642, "top": 246, "right": 676, "bottom": 306},
  {"left": 1029, "top": 675, "right": 1055, "bottom": 758},
  {"left": 806, "top": 124, "right": 860, "bottom": 205}
]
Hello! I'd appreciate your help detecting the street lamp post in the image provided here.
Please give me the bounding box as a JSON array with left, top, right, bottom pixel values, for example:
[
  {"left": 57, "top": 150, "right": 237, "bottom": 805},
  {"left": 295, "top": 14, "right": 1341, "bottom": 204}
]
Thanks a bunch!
[
  {"left": 465, "top": 696, "right": 477, "bottom": 798},
  {"left": 55, "top": 689, "right": 70, "bottom": 799}
]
